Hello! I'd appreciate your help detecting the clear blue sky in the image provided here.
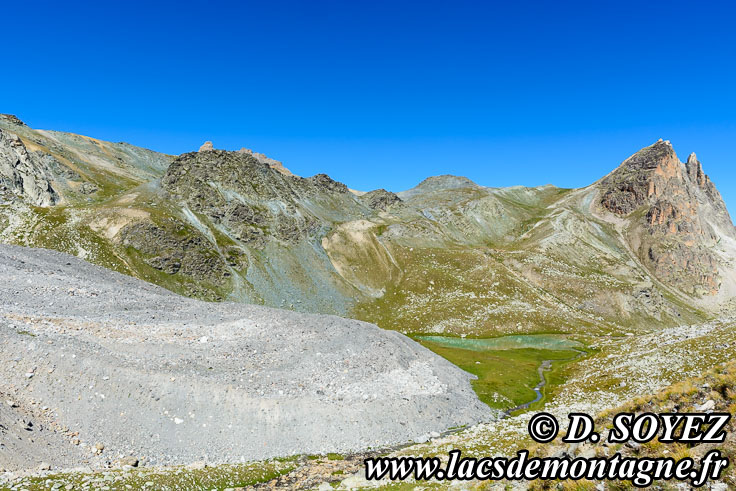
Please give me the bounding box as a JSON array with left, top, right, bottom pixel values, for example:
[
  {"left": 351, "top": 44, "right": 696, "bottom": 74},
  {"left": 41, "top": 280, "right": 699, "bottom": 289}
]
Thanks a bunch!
[{"left": 4, "top": 1, "right": 735, "bottom": 211}]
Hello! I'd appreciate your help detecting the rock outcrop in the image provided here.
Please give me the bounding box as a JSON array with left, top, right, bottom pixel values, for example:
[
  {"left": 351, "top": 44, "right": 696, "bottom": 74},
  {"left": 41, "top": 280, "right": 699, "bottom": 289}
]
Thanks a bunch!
[
  {"left": 198, "top": 143, "right": 294, "bottom": 175},
  {"left": 359, "top": 188, "right": 402, "bottom": 211},
  {"left": 239, "top": 147, "right": 294, "bottom": 176},
  {"left": 160, "top": 150, "right": 364, "bottom": 247},
  {"left": 599, "top": 140, "right": 735, "bottom": 295},
  {"left": 0, "top": 114, "right": 27, "bottom": 127},
  {"left": 118, "top": 218, "right": 229, "bottom": 300},
  {"left": 685, "top": 152, "right": 733, "bottom": 230},
  {"left": 0, "top": 129, "right": 58, "bottom": 206},
  {"left": 397, "top": 175, "right": 479, "bottom": 200},
  {"left": 198, "top": 141, "right": 214, "bottom": 152}
]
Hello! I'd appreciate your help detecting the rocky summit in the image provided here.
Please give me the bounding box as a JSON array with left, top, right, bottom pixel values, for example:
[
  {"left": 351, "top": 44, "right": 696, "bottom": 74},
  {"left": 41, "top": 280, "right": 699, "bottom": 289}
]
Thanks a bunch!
[
  {"left": 598, "top": 139, "right": 736, "bottom": 296},
  {"left": 238, "top": 147, "right": 294, "bottom": 176}
]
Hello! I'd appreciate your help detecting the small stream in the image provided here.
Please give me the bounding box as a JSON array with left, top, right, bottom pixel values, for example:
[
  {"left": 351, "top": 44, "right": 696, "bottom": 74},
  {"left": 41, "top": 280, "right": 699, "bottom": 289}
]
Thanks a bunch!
[
  {"left": 504, "top": 348, "right": 584, "bottom": 415},
  {"left": 506, "top": 360, "right": 552, "bottom": 414},
  {"left": 417, "top": 334, "right": 585, "bottom": 414}
]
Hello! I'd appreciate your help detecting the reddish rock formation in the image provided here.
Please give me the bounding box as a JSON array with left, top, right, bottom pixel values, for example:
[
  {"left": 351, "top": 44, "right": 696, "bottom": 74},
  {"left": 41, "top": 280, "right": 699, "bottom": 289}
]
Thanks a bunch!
[{"left": 599, "top": 140, "right": 734, "bottom": 296}]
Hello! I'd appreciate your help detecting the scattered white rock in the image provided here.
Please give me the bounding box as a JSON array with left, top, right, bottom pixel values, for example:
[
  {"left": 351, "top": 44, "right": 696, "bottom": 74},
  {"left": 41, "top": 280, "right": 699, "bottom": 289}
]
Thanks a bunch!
[
  {"left": 0, "top": 243, "right": 490, "bottom": 470},
  {"left": 696, "top": 399, "right": 715, "bottom": 412},
  {"left": 413, "top": 434, "right": 429, "bottom": 444}
]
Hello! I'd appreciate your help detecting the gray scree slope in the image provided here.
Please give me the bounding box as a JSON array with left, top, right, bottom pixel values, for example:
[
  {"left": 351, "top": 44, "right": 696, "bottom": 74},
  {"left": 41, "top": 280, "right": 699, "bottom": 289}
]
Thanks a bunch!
[{"left": 0, "top": 244, "right": 491, "bottom": 471}]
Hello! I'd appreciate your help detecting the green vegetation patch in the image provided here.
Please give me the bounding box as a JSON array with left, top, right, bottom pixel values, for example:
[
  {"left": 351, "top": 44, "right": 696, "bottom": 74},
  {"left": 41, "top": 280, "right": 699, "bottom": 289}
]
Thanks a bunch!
[
  {"left": 2, "top": 461, "right": 294, "bottom": 491},
  {"left": 416, "top": 335, "right": 582, "bottom": 410}
]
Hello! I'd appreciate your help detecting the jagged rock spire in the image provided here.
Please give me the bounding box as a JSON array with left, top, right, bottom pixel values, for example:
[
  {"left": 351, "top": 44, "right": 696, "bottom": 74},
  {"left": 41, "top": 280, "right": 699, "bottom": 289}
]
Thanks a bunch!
[{"left": 599, "top": 140, "right": 735, "bottom": 296}]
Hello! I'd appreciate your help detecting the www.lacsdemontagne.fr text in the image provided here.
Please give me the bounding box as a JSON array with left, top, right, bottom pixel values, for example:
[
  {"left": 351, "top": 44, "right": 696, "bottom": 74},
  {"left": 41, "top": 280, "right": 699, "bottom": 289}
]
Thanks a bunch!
[{"left": 364, "top": 449, "right": 728, "bottom": 487}]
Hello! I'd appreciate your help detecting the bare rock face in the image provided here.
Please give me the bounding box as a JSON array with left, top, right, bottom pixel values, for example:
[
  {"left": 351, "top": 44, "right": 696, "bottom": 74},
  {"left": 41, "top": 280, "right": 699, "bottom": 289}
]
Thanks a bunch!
[
  {"left": 685, "top": 152, "right": 733, "bottom": 227},
  {"left": 0, "top": 114, "right": 27, "bottom": 127},
  {"left": 198, "top": 141, "right": 214, "bottom": 152},
  {"left": 160, "top": 150, "right": 362, "bottom": 247},
  {"left": 238, "top": 147, "right": 294, "bottom": 176},
  {"left": 118, "top": 218, "right": 229, "bottom": 300},
  {"left": 0, "top": 129, "right": 58, "bottom": 206},
  {"left": 359, "top": 189, "right": 402, "bottom": 211},
  {"left": 600, "top": 140, "right": 682, "bottom": 215},
  {"left": 599, "top": 140, "right": 735, "bottom": 296}
]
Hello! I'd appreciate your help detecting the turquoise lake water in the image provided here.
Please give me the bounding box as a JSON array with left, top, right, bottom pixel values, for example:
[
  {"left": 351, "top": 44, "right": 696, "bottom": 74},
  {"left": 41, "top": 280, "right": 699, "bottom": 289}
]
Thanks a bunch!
[{"left": 417, "top": 334, "right": 582, "bottom": 352}]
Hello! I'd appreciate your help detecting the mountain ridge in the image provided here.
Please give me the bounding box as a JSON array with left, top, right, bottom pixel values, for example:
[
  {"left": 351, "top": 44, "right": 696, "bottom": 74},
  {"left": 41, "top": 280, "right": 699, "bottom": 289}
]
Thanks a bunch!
[{"left": 1, "top": 115, "right": 734, "bottom": 337}]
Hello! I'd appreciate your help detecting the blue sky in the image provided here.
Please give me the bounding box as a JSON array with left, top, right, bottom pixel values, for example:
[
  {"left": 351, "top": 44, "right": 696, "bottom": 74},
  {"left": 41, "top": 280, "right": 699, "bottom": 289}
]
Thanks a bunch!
[{"left": 4, "top": 1, "right": 735, "bottom": 211}]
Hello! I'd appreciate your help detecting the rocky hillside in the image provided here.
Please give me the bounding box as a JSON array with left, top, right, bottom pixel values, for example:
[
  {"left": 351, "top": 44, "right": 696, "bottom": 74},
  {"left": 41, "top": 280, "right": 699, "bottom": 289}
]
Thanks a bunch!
[
  {"left": 0, "top": 114, "right": 170, "bottom": 206},
  {"left": 526, "top": 360, "right": 736, "bottom": 490},
  {"left": 2, "top": 114, "right": 736, "bottom": 488},
  {"left": 598, "top": 139, "right": 736, "bottom": 297},
  {"left": 0, "top": 243, "right": 490, "bottom": 472},
  {"left": 1, "top": 114, "right": 734, "bottom": 338},
  {"left": 160, "top": 149, "right": 367, "bottom": 246},
  {"left": 0, "top": 128, "right": 58, "bottom": 207}
]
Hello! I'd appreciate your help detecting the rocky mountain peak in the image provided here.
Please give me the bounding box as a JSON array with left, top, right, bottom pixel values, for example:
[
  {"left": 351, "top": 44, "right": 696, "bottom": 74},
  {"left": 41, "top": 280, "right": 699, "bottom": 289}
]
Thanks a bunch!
[
  {"left": 358, "top": 189, "right": 402, "bottom": 211},
  {"left": 196, "top": 142, "right": 293, "bottom": 175},
  {"left": 0, "top": 114, "right": 27, "bottom": 127},
  {"left": 198, "top": 141, "right": 214, "bottom": 152},
  {"left": 238, "top": 147, "right": 293, "bottom": 176},
  {"left": 160, "top": 149, "right": 360, "bottom": 247},
  {"left": 600, "top": 140, "right": 685, "bottom": 215},
  {"left": 599, "top": 140, "right": 734, "bottom": 296},
  {"left": 398, "top": 175, "right": 479, "bottom": 200},
  {"left": 620, "top": 139, "right": 680, "bottom": 174},
  {"left": 3, "top": 117, "right": 736, "bottom": 332}
]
